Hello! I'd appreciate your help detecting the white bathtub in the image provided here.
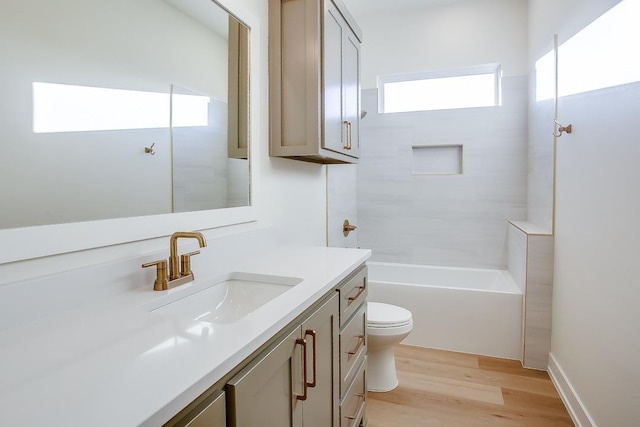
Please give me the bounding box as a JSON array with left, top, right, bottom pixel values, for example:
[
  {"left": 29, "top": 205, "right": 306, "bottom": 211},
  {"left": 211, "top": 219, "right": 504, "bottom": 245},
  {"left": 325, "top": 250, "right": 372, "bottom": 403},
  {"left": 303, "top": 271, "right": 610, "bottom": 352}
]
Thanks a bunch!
[{"left": 367, "top": 261, "right": 523, "bottom": 360}]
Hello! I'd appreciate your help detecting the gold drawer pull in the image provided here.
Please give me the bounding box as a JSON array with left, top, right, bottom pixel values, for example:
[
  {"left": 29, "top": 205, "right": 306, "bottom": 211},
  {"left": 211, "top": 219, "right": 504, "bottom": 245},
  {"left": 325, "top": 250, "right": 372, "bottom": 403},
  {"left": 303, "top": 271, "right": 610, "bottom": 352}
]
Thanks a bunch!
[
  {"left": 347, "top": 285, "right": 366, "bottom": 305},
  {"left": 343, "top": 120, "right": 352, "bottom": 150},
  {"left": 304, "top": 329, "right": 317, "bottom": 388},
  {"left": 295, "top": 338, "right": 308, "bottom": 401},
  {"left": 345, "top": 393, "right": 366, "bottom": 426},
  {"left": 347, "top": 335, "right": 366, "bottom": 356}
]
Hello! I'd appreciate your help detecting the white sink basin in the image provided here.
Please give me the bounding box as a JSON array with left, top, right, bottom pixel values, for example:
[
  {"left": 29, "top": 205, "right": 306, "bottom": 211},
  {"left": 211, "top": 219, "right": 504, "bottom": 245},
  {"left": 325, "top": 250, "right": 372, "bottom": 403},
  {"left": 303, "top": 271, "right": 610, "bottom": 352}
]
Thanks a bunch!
[{"left": 145, "top": 272, "right": 302, "bottom": 324}]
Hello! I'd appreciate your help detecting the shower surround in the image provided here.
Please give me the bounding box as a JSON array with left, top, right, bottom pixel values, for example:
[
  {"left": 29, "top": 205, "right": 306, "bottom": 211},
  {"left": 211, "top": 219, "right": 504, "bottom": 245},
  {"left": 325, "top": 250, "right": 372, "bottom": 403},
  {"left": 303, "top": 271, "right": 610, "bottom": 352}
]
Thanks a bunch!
[{"left": 357, "top": 76, "right": 528, "bottom": 269}]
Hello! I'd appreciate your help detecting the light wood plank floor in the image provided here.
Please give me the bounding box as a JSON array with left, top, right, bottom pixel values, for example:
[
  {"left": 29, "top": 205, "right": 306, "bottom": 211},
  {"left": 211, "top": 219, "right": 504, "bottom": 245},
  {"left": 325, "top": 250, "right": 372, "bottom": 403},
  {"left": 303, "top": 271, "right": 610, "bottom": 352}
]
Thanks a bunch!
[{"left": 366, "top": 345, "right": 574, "bottom": 427}]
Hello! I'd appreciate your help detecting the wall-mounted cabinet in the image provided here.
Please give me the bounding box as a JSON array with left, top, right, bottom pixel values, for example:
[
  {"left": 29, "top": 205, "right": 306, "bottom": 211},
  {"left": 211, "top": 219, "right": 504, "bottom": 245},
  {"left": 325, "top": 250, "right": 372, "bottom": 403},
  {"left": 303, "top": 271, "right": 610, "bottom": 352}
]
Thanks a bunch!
[
  {"left": 228, "top": 16, "right": 250, "bottom": 159},
  {"left": 269, "top": 0, "right": 362, "bottom": 164}
]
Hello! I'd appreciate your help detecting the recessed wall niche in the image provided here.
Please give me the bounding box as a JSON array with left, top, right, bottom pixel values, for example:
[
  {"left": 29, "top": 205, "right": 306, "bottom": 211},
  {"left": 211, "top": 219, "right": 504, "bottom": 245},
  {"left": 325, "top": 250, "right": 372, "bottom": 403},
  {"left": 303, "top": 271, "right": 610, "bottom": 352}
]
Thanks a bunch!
[{"left": 411, "top": 145, "right": 463, "bottom": 175}]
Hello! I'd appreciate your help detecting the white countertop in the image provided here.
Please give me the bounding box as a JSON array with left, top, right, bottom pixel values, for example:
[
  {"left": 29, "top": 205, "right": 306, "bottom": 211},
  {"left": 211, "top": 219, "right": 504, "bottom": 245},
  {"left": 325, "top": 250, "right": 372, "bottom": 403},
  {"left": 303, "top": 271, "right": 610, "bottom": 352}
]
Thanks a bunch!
[{"left": 0, "top": 246, "right": 370, "bottom": 426}]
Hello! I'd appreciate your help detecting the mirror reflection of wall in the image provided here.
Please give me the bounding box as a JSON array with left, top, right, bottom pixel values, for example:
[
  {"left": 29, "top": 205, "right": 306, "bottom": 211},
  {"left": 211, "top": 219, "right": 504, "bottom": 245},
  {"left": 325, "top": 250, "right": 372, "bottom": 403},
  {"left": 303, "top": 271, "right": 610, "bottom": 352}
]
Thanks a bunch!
[
  {"left": 172, "top": 85, "right": 249, "bottom": 212},
  {"left": 0, "top": 0, "right": 249, "bottom": 230}
]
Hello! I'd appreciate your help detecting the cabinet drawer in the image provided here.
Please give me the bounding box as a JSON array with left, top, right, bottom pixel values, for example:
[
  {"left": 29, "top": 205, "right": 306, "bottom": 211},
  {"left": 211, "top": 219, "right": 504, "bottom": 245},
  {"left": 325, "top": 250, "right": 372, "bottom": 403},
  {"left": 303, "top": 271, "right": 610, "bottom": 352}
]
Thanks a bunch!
[
  {"left": 340, "top": 357, "right": 366, "bottom": 427},
  {"left": 340, "top": 303, "right": 366, "bottom": 396},
  {"left": 337, "top": 266, "right": 367, "bottom": 326}
]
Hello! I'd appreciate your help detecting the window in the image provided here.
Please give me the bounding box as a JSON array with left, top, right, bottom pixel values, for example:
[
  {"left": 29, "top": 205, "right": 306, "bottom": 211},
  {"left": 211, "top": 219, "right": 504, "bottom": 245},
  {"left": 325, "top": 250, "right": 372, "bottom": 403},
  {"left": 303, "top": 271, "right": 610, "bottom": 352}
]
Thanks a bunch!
[
  {"left": 535, "top": 48, "right": 556, "bottom": 102},
  {"left": 536, "top": 0, "right": 640, "bottom": 101},
  {"left": 378, "top": 64, "right": 501, "bottom": 114}
]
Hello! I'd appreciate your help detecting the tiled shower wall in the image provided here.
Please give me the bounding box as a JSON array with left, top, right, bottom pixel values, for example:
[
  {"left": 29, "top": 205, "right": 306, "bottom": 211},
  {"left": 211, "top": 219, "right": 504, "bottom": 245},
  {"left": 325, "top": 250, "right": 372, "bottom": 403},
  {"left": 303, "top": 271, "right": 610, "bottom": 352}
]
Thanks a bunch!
[
  {"left": 173, "top": 99, "right": 250, "bottom": 212},
  {"left": 357, "top": 76, "right": 528, "bottom": 269}
]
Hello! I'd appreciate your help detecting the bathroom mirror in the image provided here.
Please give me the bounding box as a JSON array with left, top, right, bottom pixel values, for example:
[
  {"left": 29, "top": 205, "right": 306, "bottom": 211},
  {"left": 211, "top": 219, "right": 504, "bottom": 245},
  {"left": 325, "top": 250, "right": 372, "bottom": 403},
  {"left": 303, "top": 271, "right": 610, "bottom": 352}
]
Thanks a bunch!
[
  {"left": 0, "top": 0, "right": 257, "bottom": 264},
  {"left": 0, "top": 0, "right": 250, "bottom": 230}
]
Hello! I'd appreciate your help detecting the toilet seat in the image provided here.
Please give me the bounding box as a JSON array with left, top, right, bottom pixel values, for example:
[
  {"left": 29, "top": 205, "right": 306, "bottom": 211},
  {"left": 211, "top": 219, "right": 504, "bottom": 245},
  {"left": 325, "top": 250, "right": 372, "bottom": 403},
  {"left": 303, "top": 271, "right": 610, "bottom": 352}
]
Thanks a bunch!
[{"left": 367, "top": 302, "right": 413, "bottom": 328}]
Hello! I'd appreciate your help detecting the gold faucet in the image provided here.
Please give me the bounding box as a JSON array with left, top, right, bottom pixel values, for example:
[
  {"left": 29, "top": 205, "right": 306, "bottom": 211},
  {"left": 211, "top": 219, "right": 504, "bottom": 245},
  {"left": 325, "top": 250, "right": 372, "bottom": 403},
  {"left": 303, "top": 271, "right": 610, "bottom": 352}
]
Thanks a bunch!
[
  {"left": 142, "top": 231, "right": 207, "bottom": 291},
  {"left": 169, "top": 231, "right": 207, "bottom": 280}
]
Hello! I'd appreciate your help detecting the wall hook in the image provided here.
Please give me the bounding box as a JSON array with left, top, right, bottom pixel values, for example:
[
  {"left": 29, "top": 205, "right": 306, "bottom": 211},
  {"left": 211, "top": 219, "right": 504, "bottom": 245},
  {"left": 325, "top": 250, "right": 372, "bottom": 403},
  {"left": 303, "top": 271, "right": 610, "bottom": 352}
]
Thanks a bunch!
[
  {"left": 553, "top": 119, "right": 572, "bottom": 137},
  {"left": 144, "top": 143, "right": 156, "bottom": 155}
]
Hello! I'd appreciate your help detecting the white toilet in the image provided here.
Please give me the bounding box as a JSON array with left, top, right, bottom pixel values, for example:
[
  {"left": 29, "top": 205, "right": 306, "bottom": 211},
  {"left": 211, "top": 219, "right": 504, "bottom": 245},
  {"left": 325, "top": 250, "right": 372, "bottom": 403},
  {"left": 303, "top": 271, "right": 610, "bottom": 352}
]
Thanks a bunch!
[{"left": 366, "top": 301, "right": 413, "bottom": 392}]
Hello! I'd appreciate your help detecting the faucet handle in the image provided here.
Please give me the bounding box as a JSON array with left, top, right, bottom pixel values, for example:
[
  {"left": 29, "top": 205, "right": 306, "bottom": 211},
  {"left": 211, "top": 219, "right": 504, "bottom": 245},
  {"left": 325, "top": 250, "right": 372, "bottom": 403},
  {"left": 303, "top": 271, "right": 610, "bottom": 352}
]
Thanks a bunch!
[
  {"left": 180, "top": 251, "right": 201, "bottom": 277},
  {"left": 142, "top": 259, "right": 169, "bottom": 291}
]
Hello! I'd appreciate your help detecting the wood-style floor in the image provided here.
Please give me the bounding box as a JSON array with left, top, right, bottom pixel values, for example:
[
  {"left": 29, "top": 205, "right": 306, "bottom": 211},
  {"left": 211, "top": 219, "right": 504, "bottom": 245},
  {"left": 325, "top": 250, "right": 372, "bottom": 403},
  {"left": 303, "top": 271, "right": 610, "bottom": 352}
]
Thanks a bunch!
[{"left": 366, "top": 345, "right": 574, "bottom": 427}]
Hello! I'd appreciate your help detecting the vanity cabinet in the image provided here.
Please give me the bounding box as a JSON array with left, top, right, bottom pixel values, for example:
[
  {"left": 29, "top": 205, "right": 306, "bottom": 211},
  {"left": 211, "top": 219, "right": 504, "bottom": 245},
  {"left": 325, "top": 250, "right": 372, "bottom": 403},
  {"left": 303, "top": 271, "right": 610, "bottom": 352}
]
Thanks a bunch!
[
  {"left": 336, "top": 266, "right": 368, "bottom": 426},
  {"left": 165, "top": 390, "right": 227, "bottom": 427},
  {"left": 183, "top": 391, "right": 226, "bottom": 427},
  {"left": 227, "top": 293, "right": 339, "bottom": 426},
  {"left": 269, "top": 0, "right": 362, "bottom": 164},
  {"left": 165, "top": 265, "right": 368, "bottom": 427}
]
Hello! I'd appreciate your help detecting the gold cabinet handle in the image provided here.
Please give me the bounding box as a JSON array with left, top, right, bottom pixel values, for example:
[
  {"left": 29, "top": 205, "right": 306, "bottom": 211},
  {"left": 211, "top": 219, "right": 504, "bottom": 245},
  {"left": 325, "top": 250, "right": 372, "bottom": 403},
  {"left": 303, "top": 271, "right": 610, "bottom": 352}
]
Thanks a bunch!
[
  {"left": 343, "top": 120, "right": 352, "bottom": 150},
  {"left": 347, "top": 334, "right": 366, "bottom": 356},
  {"left": 345, "top": 393, "right": 366, "bottom": 426},
  {"left": 304, "top": 329, "right": 317, "bottom": 388},
  {"left": 347, "top": 285, "right": 366, "bottom": 305},
  {"left": 295, "top": 338, "right": 308, "bottom": 401},
  {"left": 141, "top": 259, "right": 168, "bottom": 291}
]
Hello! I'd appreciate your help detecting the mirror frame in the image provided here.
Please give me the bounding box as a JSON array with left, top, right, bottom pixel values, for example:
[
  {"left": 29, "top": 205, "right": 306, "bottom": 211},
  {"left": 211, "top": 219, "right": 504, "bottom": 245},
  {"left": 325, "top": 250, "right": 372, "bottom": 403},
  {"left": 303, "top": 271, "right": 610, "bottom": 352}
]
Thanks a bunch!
[{"left": 0, "top": 0, "right": 258, "bottom": 265}]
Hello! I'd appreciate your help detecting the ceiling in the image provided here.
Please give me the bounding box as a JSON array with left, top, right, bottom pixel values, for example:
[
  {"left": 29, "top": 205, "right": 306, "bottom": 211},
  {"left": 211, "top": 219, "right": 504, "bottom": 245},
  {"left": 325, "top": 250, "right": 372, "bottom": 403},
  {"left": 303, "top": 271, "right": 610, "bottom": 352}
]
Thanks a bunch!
[{"left": 343, "top": 0, "right": 458, "bottom": 17}]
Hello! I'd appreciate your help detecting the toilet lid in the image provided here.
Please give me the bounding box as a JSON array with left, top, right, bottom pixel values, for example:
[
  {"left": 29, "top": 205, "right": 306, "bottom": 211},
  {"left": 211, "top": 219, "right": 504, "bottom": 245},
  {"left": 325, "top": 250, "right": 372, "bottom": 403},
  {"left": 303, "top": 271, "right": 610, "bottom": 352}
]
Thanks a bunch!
[{"left": 367, "top": 302, "right": 413, "bottom": 328}]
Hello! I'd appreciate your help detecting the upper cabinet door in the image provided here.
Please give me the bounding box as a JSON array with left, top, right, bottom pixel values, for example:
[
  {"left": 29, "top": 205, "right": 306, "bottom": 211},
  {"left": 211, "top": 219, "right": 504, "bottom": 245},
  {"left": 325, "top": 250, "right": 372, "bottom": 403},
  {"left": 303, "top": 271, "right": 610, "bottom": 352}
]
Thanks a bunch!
[
  {"left": 322, "top": 1, "right": 361, "bottom": 159},
  {"left": 323, "top": 4, "right": 346, "bottom": 155},
  {"left": 269, "top": 0, "right": 362, "bottom": 164},
  {"left": 342, "top": 30, "right": 361, "bottom": 157}
]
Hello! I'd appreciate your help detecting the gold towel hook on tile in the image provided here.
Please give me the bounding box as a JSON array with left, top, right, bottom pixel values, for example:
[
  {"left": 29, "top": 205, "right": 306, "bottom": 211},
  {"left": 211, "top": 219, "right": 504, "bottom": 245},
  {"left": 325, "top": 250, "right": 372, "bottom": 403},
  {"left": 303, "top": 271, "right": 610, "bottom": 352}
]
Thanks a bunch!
[
  {"left": 553, "top": 119, "right": 572, "bottom": 137},
  {"left": 144, "top": 143, "right": 156, "bottom": 155}
]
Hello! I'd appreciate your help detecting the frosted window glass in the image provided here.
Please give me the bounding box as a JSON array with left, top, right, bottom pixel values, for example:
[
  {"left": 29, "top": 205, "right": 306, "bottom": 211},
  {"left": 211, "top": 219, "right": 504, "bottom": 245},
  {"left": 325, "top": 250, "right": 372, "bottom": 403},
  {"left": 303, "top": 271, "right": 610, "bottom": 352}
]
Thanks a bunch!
[
  {"left": 536, "top": 0, "right": 640, "bottom": 102},
  {"left": 379, "top": 65, "right": 501, "bottom": 114},
  {"left": 535, "top": 50, "right": 555, "bottom": 101},
  {"left": 558, "top": 0, "right": 640, "bottom": 97}
]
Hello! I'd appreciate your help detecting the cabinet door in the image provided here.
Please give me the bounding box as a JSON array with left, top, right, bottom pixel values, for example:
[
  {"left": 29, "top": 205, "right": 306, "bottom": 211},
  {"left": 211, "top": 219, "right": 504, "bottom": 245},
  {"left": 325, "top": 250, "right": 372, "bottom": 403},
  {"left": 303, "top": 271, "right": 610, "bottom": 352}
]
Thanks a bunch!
[
  {"left": 323, "top": 2, "right": 345, "bottom": 155},
  {"left": 228, "top": 294, "right": 339, "bottom": 427},
  {"left": 343, "top": 30, "right": 360, "bottom": 157},
  {"left": 227, "top": 327, "right": 305, "bottom": 427},
  {"left": 301, "top": 294, "right": 340, "bottom": 427},
  {"left": 184, "top": 390, "right": 226, "bottom": 427}
]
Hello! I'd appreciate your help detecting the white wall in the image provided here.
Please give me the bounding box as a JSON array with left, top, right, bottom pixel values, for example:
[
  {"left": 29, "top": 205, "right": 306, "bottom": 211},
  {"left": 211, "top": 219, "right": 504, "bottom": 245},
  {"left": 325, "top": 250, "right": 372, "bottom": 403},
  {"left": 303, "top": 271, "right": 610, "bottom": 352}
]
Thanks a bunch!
[
  {"left": 529, "top": 1, "right": 640, "bottom": 426},
  {"left": 0, "top": 0, "right": 327, "bottom": 284},
  {"left": 355, "top": 0, "right": 528, "bottom": 89}
]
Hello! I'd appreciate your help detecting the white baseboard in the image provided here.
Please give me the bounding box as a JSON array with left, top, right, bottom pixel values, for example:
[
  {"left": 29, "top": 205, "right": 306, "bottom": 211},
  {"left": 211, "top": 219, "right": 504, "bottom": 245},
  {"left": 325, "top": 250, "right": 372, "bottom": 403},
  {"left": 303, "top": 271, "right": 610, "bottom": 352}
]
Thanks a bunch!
[{"left": 548, "top": 353, "right": 597, "bottom": 427}]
